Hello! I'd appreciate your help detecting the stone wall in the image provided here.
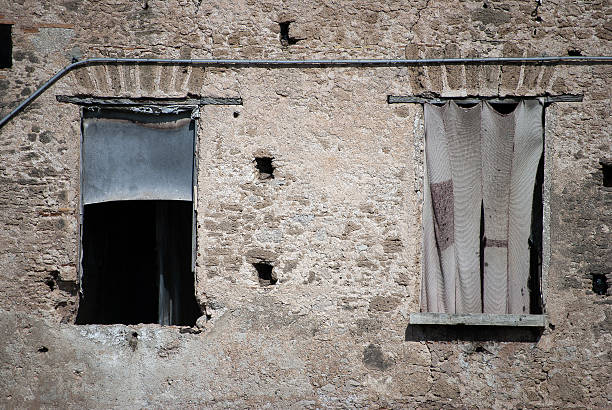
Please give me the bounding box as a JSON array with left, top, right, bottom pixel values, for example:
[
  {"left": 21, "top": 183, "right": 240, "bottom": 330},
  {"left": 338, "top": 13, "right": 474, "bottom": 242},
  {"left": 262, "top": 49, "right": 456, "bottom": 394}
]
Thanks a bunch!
[{"left": 0, "top": 0, "right": 610, "bottom": 407}]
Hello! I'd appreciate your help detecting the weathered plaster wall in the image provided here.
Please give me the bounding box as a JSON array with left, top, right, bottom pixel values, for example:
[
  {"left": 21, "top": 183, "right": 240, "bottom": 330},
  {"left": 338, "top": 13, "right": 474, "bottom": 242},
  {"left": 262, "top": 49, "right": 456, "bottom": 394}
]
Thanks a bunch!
[{"left": 0, "top": 0, "right": 610, "bottom": 407}]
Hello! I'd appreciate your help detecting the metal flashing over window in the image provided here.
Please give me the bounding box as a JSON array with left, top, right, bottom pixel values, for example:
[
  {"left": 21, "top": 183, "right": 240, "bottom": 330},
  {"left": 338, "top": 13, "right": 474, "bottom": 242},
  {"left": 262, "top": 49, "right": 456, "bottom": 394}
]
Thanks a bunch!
[
  {"left": 57, "top": 95, "right": 243, "bottom": 107},
  {"left": 81, "top": 109, "right": 195, "bottom": 204},
  {"left": 387, "top": 94, "right": 583, "bottom": 105}
]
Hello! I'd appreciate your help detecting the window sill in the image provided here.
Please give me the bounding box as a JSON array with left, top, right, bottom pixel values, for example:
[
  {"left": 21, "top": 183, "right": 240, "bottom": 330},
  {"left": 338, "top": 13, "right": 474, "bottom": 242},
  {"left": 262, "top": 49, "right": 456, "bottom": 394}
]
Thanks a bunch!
[{"left": 409, "top": 312, "right": 547, "bottom": 327}]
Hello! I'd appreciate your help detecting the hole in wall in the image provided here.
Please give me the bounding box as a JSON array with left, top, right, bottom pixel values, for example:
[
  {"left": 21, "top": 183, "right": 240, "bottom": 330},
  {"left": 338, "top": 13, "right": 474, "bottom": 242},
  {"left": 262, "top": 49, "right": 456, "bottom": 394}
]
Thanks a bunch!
[
  {"left": 482, "top": 2, "right": 488, "bottom": 8},
  {"left": 0, "top": 24, "right": 12, "bottom": 69},
  {"left": 233, "top": 111, "right": 240, "bottom": 118},
  {"left": 45, "top": 278, "right": 55, "bottom": 291},
  {"left": 38, "top": 346, "right": 48, "bottom": 353},
  {"left": 599, "top": 158, "right": 611, "bottom": 187},
  {"left": 279, "top": 21, "right": 300, "bottom": 46},
  {"left": 567, "top": 49, "right": 583, "bottom": 56},
  {"left": 76, "top": 200, "right": 201, "bottom": 326},
  {"left": 253, "top": 262, "right": 277, "bottom": 286},
  {"left": 592, "top": 274, "right": 608, "bottom": 296},
  {"left": 254, "top": 156, "right": 275, "bottom": 179}
]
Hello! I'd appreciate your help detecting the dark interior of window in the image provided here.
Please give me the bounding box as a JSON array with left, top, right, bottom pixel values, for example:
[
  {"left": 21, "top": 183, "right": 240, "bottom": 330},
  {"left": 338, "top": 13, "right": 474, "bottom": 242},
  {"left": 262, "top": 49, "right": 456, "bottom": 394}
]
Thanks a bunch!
[
  {"left": 528, "top": 154, "right": 544, "bottom": 313},
  {"left": 76, "top": 200, "right": 200, "bottom": 326},
  {"left": 0, "top": 24, "right": 12, "bottom": 69}
]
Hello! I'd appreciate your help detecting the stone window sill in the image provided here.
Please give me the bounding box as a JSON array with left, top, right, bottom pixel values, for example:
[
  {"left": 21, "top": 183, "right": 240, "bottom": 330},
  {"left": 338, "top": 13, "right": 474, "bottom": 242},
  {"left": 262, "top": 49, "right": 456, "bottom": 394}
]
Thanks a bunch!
[{"left": 409, "top": 312, "right": 547, "bottom": 327}]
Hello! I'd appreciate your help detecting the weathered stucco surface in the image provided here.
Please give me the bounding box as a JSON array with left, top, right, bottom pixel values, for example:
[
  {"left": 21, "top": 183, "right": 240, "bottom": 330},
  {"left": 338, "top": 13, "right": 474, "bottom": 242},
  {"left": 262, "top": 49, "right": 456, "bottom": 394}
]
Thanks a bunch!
[{"left": 0, "top": 0, "right": 610, "bottom": 407}]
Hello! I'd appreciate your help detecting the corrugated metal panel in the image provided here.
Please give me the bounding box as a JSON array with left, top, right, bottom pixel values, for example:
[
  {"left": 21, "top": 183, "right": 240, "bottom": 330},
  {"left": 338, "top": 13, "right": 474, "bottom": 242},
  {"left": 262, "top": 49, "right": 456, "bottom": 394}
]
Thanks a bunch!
[{"left": 82, "top": 109, "right": 194, "bottom": 204}]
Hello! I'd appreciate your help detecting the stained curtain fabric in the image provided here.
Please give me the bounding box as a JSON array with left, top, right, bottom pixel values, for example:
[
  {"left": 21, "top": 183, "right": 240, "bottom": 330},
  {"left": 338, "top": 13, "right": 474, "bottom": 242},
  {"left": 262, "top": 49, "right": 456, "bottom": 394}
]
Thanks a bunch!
[{"left": 421, "top": 100, "right": 543, "bottom": 314}]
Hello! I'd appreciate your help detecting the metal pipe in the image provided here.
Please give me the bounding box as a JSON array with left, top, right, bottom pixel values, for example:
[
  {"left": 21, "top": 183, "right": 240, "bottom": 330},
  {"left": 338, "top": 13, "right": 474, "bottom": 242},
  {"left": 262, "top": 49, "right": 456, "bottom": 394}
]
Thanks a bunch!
[{"left": 1, "top": 55, "right": 611, "bottom": 129}]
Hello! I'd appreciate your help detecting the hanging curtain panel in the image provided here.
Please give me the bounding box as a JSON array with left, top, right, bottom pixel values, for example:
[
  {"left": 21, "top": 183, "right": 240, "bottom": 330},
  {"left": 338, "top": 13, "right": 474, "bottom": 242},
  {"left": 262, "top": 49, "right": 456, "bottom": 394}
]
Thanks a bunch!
[{"left": 421, "top": 100, "right": 543, "bottom": 314}]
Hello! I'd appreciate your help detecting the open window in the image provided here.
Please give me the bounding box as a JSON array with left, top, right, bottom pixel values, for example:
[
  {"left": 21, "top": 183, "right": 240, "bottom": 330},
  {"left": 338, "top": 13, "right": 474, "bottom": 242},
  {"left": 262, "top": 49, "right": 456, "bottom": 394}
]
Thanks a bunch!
[
  {"left": 416, "top": 100, "right": 545, "bottom": 325},
  {"left": 75, "top": 109, "right": 200, "bottom": 326},
  {"left": 0, "top": 24, "right": 11, "bottom": 69}
]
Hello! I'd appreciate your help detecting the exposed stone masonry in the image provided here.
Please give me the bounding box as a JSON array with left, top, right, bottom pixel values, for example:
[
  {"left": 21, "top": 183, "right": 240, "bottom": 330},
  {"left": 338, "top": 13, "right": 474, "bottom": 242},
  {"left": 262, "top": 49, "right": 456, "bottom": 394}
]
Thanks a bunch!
[{"left": 0, "top": 0, "right": 610, "bottom": 407}]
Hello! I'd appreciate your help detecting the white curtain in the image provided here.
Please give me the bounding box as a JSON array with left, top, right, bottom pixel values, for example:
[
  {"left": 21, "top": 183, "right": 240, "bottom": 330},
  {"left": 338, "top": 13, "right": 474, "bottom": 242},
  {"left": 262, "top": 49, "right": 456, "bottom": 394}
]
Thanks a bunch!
[{"left": 421, "top": 100, "right": 543, "bottom": 314}]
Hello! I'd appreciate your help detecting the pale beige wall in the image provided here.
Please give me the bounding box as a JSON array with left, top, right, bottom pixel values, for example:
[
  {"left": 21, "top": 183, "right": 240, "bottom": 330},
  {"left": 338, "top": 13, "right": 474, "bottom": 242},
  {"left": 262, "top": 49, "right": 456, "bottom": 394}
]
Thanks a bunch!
[{"left": 0, "top": 0, "right": 610, "bottom": 407}]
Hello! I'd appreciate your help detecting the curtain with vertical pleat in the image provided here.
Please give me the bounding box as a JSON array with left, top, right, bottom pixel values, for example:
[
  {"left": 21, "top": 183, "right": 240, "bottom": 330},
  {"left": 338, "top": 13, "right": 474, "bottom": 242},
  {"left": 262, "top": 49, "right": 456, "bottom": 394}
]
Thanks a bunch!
[{"left": 421, "top": 100, "right": 543, "bottom": 314}]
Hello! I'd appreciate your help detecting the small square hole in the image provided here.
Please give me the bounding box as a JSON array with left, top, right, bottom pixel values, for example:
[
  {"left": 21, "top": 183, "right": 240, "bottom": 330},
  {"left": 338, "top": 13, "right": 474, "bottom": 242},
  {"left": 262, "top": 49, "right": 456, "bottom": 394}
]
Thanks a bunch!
[
  {"left": 253, "top": 262, "right": 277, "bottom": 286},
  {"left": 279, "top": 21, "right": 300, "bottom": 46},
  {"left": 254, "top": 156, "right": 275, "bottom": 180},
  {"left": 0, "top": 24, "right": 12, "bottom": 69},
  {"left": 592, "top": 274, "right": 608, "bottom": 296}
]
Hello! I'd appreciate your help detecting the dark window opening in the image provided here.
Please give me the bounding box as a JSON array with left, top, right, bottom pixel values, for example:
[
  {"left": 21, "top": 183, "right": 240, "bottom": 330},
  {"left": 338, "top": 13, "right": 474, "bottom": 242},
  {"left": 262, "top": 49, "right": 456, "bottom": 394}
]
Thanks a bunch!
[
  {"left": 254, "top": 156, "right": 275, "bottom": 179},
  {"left": 253, "top": 262, "right": 277, "bottom": 286},
  {"left": 600, "top": 158, "right": 611, "bottom": 187},
  {"left": 76, "top": 200, "right": 200, "bottom": 326},
  {"left": 592, "top": 274, "right": 608, "bottom": 296},
  {"left": 279, "top": 21, "right": 300, "bottom": 46},
  {"left": 528, "top": 154, "right": 544, "bottom": 313},
  {"left": 489, "top": 102, "right": 519, "bottom": 115},
  {"left": 0, "top": 24, "right": 12, "bottom": 69}
]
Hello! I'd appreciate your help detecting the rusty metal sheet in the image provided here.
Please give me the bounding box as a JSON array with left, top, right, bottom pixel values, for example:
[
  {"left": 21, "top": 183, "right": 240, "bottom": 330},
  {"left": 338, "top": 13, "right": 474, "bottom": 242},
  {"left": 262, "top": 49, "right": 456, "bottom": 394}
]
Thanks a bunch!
[{"left": 82, "top": 109, "right": 194, "bottom": 204}]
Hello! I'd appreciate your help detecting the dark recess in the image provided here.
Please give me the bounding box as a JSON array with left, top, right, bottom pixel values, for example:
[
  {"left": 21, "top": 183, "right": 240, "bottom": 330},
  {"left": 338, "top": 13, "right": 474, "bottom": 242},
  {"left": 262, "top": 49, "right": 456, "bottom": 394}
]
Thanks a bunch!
[
  {"left": 479, "top": 202, "right": 485, "bottom": 312},
  {"left": 279, "top": 21, "right": 301, "bottom": 46},
  {"left": 592, "top": 274, "right": 608, "bottom": 296},
  {"left": 600, "top": 158, "right": 611, "bottom": 187},
  {"left": 254, "top": 156, "right": 275, "bottom": 179},
  {"left": 567, "top": 49, "right": 583, "bottom": 56},
  {"left": 38, "top": 346, "right": 48, "bottom": 353},
  {"left": 405, "top": 324, "right": 543, "bottom": 342},
  {"left": 0, "top": 24, "right": 12, "bottom": 69},
  {"left": 528, "top": 153, "right": 544, "bottom": 314},
  {"left": 490, "top": 102, "right": 519, "bottom": 114},
  {"left": 253, "top": 262, "right": 277, "bottom": 286},
  {"left": 76, "top": 200, "right": 200, "bottom": 326}
]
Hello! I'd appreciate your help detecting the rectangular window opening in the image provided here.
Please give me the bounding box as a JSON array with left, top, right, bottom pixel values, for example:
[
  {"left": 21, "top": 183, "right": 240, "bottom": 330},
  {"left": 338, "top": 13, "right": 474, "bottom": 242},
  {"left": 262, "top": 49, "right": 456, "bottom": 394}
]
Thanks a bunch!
[
  {"left": 0, "top": 24, "right": 12, "bottom": 69},
  {"left": 76, "top": 200, "right": 200, "bottom": 326},
  {"left": 420, "top": 99, "right": 545, "bottom": 317},
  {"left": 76, "top": 109, "right": 200, "bottom": 326}
]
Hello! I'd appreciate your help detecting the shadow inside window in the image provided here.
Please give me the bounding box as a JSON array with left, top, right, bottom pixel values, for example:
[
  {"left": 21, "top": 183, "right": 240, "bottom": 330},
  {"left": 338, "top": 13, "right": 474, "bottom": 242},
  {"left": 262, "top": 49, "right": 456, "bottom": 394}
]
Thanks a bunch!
[{"left": 405, "top": 324, "right": 544, "bottom": 342}]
